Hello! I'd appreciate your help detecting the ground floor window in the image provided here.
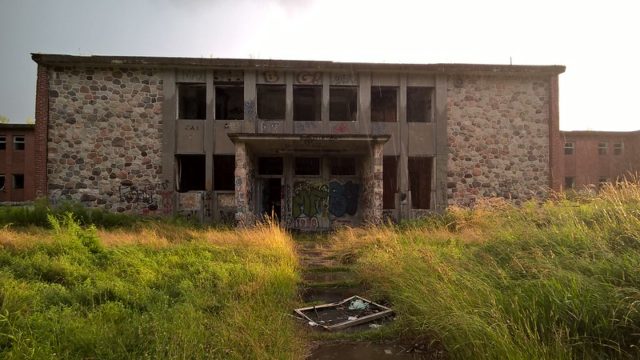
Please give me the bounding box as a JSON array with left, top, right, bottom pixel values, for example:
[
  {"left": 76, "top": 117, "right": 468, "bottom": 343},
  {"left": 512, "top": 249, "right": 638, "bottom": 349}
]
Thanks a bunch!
[
  {"left": 176, "top": 155, "right": 205, "bottom": 192},
  {"left": 213, "top": 155, "right": 235, "bottom": 191},
  {"left": 383, "top": 156, "right": 398, "bottom": 209},
  {"left": 408, "top": 157, "right": 432, "bottom": 209}
]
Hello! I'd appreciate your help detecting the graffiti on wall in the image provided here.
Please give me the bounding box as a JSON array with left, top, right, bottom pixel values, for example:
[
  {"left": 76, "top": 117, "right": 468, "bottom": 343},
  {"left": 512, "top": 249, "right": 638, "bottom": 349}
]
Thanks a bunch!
[
  {"left": 328, "top": 180, "right": 360, "bottom": 217},
  {"left": 292, "top": 182, "right": 328, "bottom": 219},
  {"left": 119, "top": 180, "right": 170, "bottom": 211}
]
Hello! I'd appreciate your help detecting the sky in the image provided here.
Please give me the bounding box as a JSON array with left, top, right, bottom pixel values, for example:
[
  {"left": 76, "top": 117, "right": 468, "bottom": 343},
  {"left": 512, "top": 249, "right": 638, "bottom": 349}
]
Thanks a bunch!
[{"left": 0, "top": 0, "right": 638, "bottom": 131}]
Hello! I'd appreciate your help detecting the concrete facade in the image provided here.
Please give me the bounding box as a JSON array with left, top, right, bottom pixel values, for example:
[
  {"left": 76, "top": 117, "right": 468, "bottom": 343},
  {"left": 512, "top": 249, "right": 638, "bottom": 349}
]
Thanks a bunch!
[
  {"left": 32, "top": 54, "right": 564, "bottom": 230},
  {"left": 560, "top": 130, "right": 640, "bottom": 189},
  {"left": 0, "top": 124, "right": 36, "bottom": 202}
]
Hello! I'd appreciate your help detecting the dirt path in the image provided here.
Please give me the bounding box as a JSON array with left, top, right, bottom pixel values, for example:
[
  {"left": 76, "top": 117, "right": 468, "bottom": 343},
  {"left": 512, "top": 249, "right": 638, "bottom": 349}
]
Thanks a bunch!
[{"left": 295, "top": 236, "right": 441, "bottom": 360}]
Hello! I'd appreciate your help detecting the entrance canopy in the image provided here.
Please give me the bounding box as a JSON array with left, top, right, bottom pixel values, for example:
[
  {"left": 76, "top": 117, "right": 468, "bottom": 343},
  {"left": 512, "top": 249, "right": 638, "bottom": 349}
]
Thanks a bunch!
[{"left": 227, "top": 133, "right": 390, "bottom": 154}]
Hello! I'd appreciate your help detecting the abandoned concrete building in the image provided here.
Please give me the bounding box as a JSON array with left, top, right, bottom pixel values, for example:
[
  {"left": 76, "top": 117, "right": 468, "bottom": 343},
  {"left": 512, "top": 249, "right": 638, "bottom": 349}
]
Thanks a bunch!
[{"left": 32, "top": 54, "right": 565, "bottom": 230}]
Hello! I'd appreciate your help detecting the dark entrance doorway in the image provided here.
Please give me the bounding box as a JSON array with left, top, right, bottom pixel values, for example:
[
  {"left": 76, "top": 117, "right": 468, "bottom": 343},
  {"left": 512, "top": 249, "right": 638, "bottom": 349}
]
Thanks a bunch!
[{"left": 261, "top": 178, "right": 282, "bottom": 219}]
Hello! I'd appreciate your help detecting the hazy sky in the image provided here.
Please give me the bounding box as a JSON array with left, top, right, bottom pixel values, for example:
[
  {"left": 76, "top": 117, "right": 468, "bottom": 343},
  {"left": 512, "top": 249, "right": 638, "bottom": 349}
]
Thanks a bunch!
[{"left": 1, "top": 0, "right": 638, "bottom": 130}]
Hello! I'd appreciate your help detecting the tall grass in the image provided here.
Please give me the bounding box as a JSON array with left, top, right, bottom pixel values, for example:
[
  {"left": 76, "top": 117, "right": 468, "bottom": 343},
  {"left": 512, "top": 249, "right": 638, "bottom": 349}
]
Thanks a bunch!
[
  {"left": 0, "top": 215, "right": 302, "bottom": 359},
  {"left": 331, "top": 182, "right": 640, "bottom": 359}
]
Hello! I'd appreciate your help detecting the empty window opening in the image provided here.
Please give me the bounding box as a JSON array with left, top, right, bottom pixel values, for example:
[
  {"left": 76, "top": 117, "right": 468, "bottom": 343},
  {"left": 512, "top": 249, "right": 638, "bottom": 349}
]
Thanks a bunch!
[
  {"left": 178, "top": 83, "right": 206, "bottom": 120},
  {"left": 371, "top": 86, "right": 397, "bottom": 122},
  {"left": 330, "top": 86, "right": 357, "bottom": 121},
  {"left": 564, "top": 142, "right": 574, "bottom": 155},
  {"left": 13, "top": 174, "right": 24, "bottom": 190},
  {"left": 383, "top": 156, "right": 398, "bottom": 209},
  {"left": 0, "top": 136, "right": 5, "bottom": 150},
  {"left": 261, "top": 178, "right": 282, "bottom": 219},
  {"left": 295, "top": 157, "right": 321, "bottom": 176},
  {"left": 598, "top": 142, "right": 608, "bottom": 155},
  {"left": 293, "top": 85, "right": 321, "bottom": 121},
  {"left": 0, "top": 175, "right": 5, "bottom": 190},
  {"left": 258, "top": 157, "right": 283, "bottom": 175},
  {"left": 564, "top": 176, "right": 575, "bottom": 189},
  {"left": 13, "top": 136, "right": 25, "bottom": 151},
  {"left": 407, "top": 87, "right": 433, "bottom": 122},
  {"left": 257, "top": 85, "right": 286, "bottom": 120},
  {"left": 409, "top": 157, "right": 432, "bottom": 209},
  {"left": 176, "top": 155, "right": 205, "bottom": 192},
  {"left": 330, "top": 157, "right": 356, "bottom": 176},
  {"left": 613, "top": 143, "right": 623, "bottom": 155},
  {"left": 215, "top": 83, "right": 244, "bottom": 120},
  {"left": 214, "top": 155, "right": 235, "bottom": 191}
]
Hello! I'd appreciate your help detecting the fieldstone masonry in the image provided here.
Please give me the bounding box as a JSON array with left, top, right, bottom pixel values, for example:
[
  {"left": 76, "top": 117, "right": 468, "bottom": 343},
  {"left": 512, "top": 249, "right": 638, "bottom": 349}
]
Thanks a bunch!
[
  {"left": 446, "top": 76, "right": 550, "bottom": 206},
  {"left": 47, "top": 67, "right": 166, "bottom": 213}
]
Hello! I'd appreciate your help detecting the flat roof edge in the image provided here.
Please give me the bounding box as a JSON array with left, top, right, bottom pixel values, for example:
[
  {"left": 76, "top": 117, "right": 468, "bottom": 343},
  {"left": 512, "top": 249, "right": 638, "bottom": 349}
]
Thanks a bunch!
[{"left": 31, "top": 53, "right": 566, "bottom": 75}]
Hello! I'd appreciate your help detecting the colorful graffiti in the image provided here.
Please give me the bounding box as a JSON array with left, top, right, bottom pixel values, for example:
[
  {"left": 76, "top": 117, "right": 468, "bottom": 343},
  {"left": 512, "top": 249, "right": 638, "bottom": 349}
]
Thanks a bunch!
[
  {"left": 292, "top": 182, "right": 328, "bottom": 219},
  {"left": 328, "top": 180, "right": 360, "bottom": 217}
]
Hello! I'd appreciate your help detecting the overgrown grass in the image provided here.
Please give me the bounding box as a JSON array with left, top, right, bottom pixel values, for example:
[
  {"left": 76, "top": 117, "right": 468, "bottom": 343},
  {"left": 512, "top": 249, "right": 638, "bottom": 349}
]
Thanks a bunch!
[
  {"left": 331, "top": 182, "right": 640, "bottom": 359},
  {"left": 0, "top": 215, "right": 302, "bottom": 359}
]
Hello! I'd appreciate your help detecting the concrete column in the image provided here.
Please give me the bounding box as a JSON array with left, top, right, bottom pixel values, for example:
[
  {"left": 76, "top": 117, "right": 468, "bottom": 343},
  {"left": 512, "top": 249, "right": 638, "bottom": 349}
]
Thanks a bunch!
[
  {"left": 285, "top": 72, "right": 294, "bottom": 133},
  {"left": 160, "top": 70, "right": 177, "bottom": 215},
  {"left": 205, "top": 70, "right": 214, "bottom": 192},
  {"left": 362, "top": 141, "right": 384, "bottom": 224},
  {"left": 321, "top": 72, "right": 330, "bottom": 132},
  {"left": 234, "top": 141, "right": 254, "bottom": 226},
  {"left": 358, "top": 72, "right": 371, "bottom": 133},
  {"left": 398, "top": 75, "right": 410, "bottom": 218},
  {"left": 243, "top": 71, "right": 257, "bottom": 132},
  {"left": 434, "top": 75, "right": 449, "bottom": 212}
]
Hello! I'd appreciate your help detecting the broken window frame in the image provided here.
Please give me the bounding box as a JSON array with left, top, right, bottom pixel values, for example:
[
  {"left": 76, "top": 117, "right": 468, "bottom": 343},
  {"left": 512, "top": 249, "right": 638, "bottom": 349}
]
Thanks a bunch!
[
  {"left": 329, "top": 86, "right": 358, "bottom": 122},
  {"left": 408, "top": 157, "right": 432, "bottom": 210},
  {"left": 215, "top": 82, "right": 244, "bottom": 120},
  {"left": 175, "top": 155, "right": 206, "bottom": 192},
  {"left": 12, "top": 174, "right": 24, "bottom": 190},
  {"left": 613, "top": 142, "right": 623, "bottom": 155},
  {"left": 383, "top": 156, "right": 398, "bottom": 209},
  {"left": 564, "top": 142, "right": 574, "bottom": 155},
  {"left": 0, "top": 174, "right": 5, "bottom": 190},
  {"left": 0, "top": 136, "right": 5, "bottom": 150},
  {"left": 294, "top": 157, "right": 321, "bottom": 176},
  {"left": 406, "top": 86, "right": 433, "bottom": 123},
  {"left": 293, "top": 85, "right": 322, "bottom": 121},
  {"left": 598, "top": 142, "right": 608, "bottom": 155},
  {"left": 257, "top": 84, "right": 286, "bottom": 120},
  {"left": 213, "top": 155, "right": 235, "bottom": 191},
  {"left": 177, "top": 83, "right": 207, "bottom": 120},
  {"left": 329, "top": 157, "right": 357, "bottom": 176},
  {"left": 13, "top": 136, "right": 25, "bottom": 151},
  {"left": 370, "top": 86, "right": 398, "bottom": 123},
  {"left": 564, "top": 176, "right": 575, "bottom": 189}
]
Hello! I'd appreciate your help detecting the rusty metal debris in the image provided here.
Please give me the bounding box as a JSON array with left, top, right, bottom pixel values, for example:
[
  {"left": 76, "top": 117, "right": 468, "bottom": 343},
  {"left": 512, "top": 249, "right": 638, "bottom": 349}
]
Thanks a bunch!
[{"left": 294, "top": 295, "right": 394, "bottom": 331}]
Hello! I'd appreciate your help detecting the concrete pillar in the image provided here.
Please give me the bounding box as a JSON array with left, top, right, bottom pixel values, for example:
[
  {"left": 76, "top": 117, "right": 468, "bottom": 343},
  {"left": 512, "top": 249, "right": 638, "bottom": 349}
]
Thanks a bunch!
[
  {"left": 398, "top": 75, "right": 410, "bottom": 218},
  {"left": 362, "top": 141, "right": 384, "bottom": 224},
  {"left": 243, "top": 71, "right": 257, "bottom": 132},
  {"left": 358, "top": 72, "right": 371, "bottom": 133},
  {"left": 434, "top": 75, "right": 449, "bottom": 212},
  {"left": 160, "top": 70, "right": 177, "bottom": 215},
  {"left": 285, "top": 72, "right": 294, "bottom": 132},
  {"left": 234, "top": 142, "right": 254, "bottom": 226}
]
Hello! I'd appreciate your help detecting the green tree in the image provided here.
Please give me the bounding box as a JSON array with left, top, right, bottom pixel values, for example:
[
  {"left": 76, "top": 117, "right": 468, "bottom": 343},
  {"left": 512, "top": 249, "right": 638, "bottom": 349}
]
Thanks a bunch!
[{"left": 0, "top": 115, "right": 9, "bottom": 124}]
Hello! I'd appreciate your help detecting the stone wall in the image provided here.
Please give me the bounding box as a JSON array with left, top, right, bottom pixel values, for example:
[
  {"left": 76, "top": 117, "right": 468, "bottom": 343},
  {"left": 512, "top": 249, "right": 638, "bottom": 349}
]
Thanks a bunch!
[
  {"left": 447, "top": 76, "right": 550, "bottom": 206},
  {"left": 47, "top": 67, "right": 167, "bottom": 214}
]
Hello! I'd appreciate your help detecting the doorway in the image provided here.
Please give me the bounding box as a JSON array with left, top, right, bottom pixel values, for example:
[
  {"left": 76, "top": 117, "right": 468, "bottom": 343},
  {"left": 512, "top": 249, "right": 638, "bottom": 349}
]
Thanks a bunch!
[{"left": 261, "top": 178, "right": 282, "bottom": 219}]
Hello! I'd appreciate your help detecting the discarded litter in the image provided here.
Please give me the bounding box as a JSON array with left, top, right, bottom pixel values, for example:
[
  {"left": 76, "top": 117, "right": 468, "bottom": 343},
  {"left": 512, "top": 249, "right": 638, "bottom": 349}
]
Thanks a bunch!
[
  {"left": 369, "top": 323, "right": 382, "bottom": 329},
  {"left": 348, "top": 299, "right": 369, "bottom": 310},
  {"left": 294, "top": 295, "right": 394, "bottom": 331}
]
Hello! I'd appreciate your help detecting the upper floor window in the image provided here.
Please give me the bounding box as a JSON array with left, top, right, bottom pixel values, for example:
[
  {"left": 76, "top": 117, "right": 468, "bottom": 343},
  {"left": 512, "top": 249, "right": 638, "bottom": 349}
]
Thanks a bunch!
[
  {"left": 330, "top": 86, "right": 357, "bottom": 121},
  {"left": 598, "top": 142, "right": 608, "bottom": 155},
  {"left": 178, "top": 83, "right": 206, "bottom": 120},
  {"left": 407, "top": 87, "right": 433, "bottom": 123},
  {"left": 215, "top": 82, "right": 244, "bottom": 120},
  {"left": 257, "top": 84, "right": 286, "bottom": 120},
  {"left": 564, "top": 142, "right": 574, "bottom": 155},
  {"left": 293, "top": 85, "right": 321, "bottom": 121},
  {"left": 330, "top": 157, "right": 356, "bottom": 176},
  {"left": 13, "top": 136, "right": 25, "bottom": 151},
  {"left": 0, "top": 136, "right": 5, "bottom": 150},
  {"left": 613, "top": 142, "right": 623, "bottom": 155},
  {"left": 371, "top": 86, "right": 397, "bottom": 122}
]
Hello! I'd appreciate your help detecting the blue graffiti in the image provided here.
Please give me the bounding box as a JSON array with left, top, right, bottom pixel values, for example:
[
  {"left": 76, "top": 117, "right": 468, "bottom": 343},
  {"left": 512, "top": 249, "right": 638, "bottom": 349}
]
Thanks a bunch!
[{"left": 328, "top": 181, "right": 360, "bottom": 217}]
